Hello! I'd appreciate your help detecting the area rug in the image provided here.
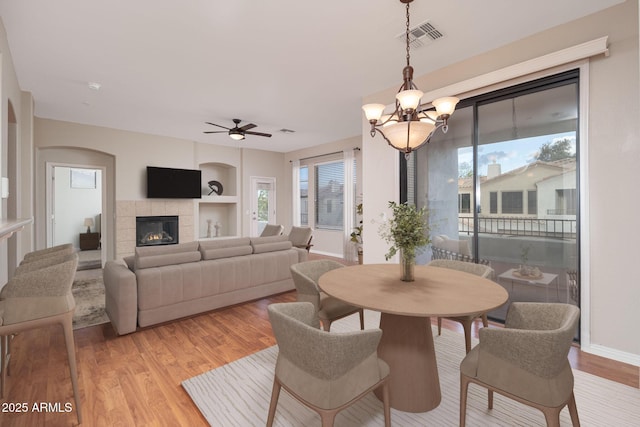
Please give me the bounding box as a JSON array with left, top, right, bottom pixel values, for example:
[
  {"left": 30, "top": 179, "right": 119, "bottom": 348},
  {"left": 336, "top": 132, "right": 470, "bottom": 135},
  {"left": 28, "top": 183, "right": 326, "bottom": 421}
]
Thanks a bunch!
[
  {"left": 183, "top": 311, "right": 640, "bottom": 426},
  {"left": 72, "top": 269, "right": 109, "bottom": 329}
]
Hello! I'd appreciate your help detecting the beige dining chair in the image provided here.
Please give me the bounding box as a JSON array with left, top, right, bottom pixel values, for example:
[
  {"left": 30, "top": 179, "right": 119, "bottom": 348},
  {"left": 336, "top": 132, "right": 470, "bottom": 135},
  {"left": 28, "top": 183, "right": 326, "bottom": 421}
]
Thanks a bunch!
[
  {"left": 267, "top": 302, "right": 390, "bottom": 427},
  {"left": 21, "top": 243, "right": 74, "bottom": 263},
  {"left": 287, "top": 226, "right": 313, "bottom": 252},
  {"left": 0, "top": 253, "right": 82, "bottom": 425},
  {"left": 290, "top": 260, "right": 364, "bottom": 331},
  {"left": 260, "top": 224, "right": 284, "bottom": 237},
  {"left": 460, "top": 302, "right": 580, "bottom": 427},
  {"left": 427, "top": 259, "right": 494, "bottom": 353}
]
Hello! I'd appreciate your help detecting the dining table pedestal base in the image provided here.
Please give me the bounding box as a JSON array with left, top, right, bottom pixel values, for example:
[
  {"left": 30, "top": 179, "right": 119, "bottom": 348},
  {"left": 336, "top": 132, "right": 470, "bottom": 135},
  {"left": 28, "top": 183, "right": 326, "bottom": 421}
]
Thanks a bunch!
[{"left": 374, "top": 313, "right": 441, "bottom": 413}]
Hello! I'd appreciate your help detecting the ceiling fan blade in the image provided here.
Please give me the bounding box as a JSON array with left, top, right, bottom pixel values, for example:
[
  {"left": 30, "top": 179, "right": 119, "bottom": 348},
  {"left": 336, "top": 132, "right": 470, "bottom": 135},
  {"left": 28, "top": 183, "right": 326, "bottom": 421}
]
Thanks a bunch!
[
  {"left": 245, "top": 131, "right": 272, "bottom": 138},
  {"left": 203, "top": 130, "right": 228, "bottom": 134},
  {"left": 205, "top": 122, "right": 230, "bottom": 130},
  {"left": 238, "top": 123, "right": 257, "bottom": 132}
]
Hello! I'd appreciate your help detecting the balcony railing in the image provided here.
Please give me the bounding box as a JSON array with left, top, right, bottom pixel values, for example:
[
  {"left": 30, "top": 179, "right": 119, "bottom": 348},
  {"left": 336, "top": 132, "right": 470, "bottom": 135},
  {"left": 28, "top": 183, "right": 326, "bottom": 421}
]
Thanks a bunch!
[{"left": 459, "top": 216, "right": 576, "bottom": 239}]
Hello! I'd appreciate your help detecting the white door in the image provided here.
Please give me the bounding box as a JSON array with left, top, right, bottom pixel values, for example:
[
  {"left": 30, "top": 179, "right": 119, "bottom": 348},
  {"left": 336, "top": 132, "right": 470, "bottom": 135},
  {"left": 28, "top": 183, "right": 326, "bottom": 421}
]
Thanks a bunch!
[{"left": 250, "top": 177, "right": 276, "bottom": 237}]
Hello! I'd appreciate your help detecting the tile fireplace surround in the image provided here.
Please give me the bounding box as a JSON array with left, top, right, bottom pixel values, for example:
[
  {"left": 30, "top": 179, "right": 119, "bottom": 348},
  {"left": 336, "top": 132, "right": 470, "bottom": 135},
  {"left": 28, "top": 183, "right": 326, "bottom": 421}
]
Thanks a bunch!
[{"left": 116, "top": 200, "right": 194, "bottom": 259}]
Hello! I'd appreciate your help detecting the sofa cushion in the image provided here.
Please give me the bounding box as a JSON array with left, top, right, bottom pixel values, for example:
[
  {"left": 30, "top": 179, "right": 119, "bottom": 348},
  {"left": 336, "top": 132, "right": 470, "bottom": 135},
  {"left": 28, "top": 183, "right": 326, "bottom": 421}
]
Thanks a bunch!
[
  {"left": 135, "top": 241, "right": 199, "bottom": 257},
  {"left": 135, "top": 251, "right": 201, "bottom": 269},
  {"left": 135, "top": 242, "right": 201, "bottom": 269},
  {"left": 199, "top": 237, "right": 253, "bottom": 260},
  {"left": 251, "top": 235, "right": 292, "bottom": 254}
]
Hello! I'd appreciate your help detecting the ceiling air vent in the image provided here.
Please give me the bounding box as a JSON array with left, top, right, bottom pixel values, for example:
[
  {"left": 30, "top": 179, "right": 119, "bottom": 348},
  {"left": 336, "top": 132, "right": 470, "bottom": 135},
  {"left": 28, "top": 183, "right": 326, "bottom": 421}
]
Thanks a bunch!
[{"left": 396, "top": 20, "right": 444, "bottom": 49}]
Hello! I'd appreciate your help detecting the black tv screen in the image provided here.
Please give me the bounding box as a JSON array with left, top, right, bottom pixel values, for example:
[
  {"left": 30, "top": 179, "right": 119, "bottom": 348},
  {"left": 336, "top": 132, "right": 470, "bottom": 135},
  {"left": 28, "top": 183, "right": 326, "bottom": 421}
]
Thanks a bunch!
[{"left": 146, "top": 166, "right": 202, "bottom": 199}]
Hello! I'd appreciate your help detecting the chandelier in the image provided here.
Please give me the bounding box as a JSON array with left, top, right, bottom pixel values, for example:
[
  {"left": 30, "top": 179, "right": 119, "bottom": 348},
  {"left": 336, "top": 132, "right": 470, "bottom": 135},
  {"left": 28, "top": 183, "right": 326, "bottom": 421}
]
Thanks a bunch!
[{"left": 362, "top": 0, "right": 459, "bottom": 158}]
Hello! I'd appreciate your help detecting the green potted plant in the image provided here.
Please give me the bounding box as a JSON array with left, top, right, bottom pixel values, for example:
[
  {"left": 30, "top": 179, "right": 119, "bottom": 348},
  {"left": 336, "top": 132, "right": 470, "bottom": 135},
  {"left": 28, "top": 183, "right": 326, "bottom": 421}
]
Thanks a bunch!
[
  {"left": 379, "top": 201, "right": 430, "bottom": 281},
  {"left": 350, "top": 203, "right": 364, "bottom": 264}
]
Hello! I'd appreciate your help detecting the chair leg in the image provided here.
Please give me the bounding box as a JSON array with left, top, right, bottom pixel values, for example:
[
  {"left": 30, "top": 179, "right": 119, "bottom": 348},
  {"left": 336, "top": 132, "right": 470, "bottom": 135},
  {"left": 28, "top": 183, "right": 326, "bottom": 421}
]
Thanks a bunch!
[
  {"left": 320, "top": 411, "right": 337, "bottom": 427},
  {"left": 324, "top": 320, "right": 332, "bottom": 332},
  {"left": 359, "top": 309, "right": 365, "bottom": 330},
  {"left": 460, "top": 374, "right": 470, "bottom": 427},
  {"left": 1, "top": 335, "right": 7, "bottom": 398},
  {"left": 437, "top": 317, "right": 442, "bottom": 336},
  {"left": 266, "top": 377, "right": 282, "bottom": 427},
  {"left": 381, "top": 380, "right": 391, "bottom": 427},
  {"left": 62, "top": 315, "right": 82, "bottom": 425},
  {"left": 567, "top": 392, "right": 580, "bottom": 426},
  {"left": 488, "top": 390, "right": 494, "bottom": 409},
  {"left": 541, "top": 406, "right": 562, "bottom": 427},
  {"left": 481, "top": 313, "right": 489, "bottom": 328}
]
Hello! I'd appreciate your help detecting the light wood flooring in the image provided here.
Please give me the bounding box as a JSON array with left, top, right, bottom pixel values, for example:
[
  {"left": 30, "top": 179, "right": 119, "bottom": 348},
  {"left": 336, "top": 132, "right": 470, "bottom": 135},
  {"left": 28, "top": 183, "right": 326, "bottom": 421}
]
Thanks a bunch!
[{"left": 0, "top": 261, "right": 638, "bottom": 426}]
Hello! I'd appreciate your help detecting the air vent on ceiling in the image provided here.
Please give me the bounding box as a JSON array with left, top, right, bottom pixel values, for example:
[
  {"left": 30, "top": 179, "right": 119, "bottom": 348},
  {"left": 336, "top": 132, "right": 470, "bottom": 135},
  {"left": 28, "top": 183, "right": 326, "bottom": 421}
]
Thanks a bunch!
[{"left": 396, "top": 20, "right": 444, "bottom": 49}]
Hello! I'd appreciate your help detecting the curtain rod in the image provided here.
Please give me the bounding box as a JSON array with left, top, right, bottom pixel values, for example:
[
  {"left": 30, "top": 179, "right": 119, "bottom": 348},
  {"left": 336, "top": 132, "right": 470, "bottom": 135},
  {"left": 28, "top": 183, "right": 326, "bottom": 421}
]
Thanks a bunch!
[{"left": 290, "top": 147, "right": 360, "bottom": 163}]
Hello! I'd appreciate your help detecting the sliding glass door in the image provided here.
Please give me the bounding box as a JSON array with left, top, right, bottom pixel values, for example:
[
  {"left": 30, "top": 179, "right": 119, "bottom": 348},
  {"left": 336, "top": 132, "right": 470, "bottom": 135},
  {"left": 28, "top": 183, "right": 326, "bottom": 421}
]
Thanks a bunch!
[{"left": 410, "top": 70, "right": 580, "bottom": 329}]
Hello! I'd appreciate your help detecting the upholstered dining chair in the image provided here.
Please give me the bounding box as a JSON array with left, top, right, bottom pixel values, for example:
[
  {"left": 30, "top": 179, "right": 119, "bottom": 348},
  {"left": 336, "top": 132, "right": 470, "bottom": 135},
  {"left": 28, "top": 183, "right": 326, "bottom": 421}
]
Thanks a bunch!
[
  {"left": 260, "top": 224, "right": 284, "bottom": 237},
  {"left": 460, "top": 302, "right": 580, "bottom": 427},
  {"left": 290, "top": 260, "right": 364, "bottom": 331},
  {"left": 0, "top": 253, "right": 82, "bottom": 424},
  {"left": 427, "top": 259, "right": 495, "bottom": 353},
  {"left": 267, "top": 302, "right": 390, "bottom": 427},
  {"left": 20, "top": 243, "right": 74, "bottom": 263},
  {"left": 287, "top": 226, "right": 313, "bottom": 252}
]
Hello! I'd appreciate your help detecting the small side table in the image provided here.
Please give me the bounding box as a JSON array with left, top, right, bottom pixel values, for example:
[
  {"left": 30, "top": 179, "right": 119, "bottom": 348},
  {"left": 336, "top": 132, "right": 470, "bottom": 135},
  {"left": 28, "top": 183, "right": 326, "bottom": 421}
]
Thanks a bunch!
[{"left": 79, "top": 232, "right": 100, "bottom": 250}]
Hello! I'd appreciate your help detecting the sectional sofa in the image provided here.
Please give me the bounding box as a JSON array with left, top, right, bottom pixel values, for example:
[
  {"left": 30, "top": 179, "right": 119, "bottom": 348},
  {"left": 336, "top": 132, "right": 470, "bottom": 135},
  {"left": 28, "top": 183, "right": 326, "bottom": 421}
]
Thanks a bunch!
[{"left": 103, "top": 235, "right": 307, "bottom": 335}]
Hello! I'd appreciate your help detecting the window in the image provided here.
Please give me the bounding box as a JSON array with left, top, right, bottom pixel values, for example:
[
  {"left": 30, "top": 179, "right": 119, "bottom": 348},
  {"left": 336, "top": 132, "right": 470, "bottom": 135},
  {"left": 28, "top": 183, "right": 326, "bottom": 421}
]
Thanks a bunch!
[
  {"left": 299, "top": 166, "right": 308, "bottom": 225},
  {"left": 458, "top": 193, "right": 471, "bottom": 213},
  {"left": 555, "top": 189, "right": 577, "bottom": 215},
  {"left": 490, "top": 192, "right": 498, "bottom": 214},
  {"left": 501, "top": 191, "right": 523, "bottom": 214},
  {"left": 528, "top": 190, "right": 537, "bottom": 214},
  {"left": 315, "top": 161, "right": 344, "bottom": 230},
  {"left": 406, "top": 69, "right": 580, "bottom": 332}
]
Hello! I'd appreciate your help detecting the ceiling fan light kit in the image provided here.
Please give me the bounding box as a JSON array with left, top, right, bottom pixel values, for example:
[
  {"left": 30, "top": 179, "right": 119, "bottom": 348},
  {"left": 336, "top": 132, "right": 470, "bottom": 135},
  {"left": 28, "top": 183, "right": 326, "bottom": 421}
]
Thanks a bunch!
[
  {"left": 203, "top": 118, "right": 272, "bottom": 141},
  {"left": 363, "top": 0, "right": 459, "bottom": 158}
]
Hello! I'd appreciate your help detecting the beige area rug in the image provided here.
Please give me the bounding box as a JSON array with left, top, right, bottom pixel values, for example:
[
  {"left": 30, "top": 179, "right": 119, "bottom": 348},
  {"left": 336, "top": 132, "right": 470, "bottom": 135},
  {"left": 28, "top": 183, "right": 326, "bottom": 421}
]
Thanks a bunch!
[
  {"left": 183, "top": 310, "right": 640, "bottom": 426},
  {"left": 72, "top": 268, "right": 109, "bottom": 329}
]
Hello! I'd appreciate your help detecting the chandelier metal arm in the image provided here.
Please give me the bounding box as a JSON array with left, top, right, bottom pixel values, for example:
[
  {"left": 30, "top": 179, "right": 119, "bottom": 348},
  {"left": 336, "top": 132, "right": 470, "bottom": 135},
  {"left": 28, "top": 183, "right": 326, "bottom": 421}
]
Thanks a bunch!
[{"left": 361, "top": 0, "right": 458, "bottom": 156}]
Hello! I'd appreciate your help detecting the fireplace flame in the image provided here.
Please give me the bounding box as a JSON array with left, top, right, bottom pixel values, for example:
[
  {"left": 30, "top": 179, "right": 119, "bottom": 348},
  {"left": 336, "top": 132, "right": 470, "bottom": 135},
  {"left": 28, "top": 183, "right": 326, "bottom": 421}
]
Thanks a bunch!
[{"left": 141, "top": 231, "right": 174, "bottom": 245}]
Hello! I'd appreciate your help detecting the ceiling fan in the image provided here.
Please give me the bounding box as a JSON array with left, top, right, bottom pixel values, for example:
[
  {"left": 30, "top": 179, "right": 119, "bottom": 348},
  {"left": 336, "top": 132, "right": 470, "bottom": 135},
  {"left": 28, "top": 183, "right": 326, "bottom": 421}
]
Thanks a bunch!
[{"left": 203, "top": 118, "right": 272, "bottom": 140}]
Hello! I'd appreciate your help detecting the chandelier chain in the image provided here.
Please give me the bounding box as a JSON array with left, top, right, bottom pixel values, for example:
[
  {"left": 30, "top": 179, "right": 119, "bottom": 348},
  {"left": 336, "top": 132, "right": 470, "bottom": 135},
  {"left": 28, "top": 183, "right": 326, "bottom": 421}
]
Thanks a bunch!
[{"left": 405, "top": 2, "right": 411, "bottom": 67}]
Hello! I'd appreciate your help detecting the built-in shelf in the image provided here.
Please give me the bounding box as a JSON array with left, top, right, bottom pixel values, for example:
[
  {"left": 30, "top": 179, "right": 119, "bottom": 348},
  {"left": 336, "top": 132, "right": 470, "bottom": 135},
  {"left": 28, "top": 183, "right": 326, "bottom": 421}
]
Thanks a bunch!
[
  {"left": 199, "top": 195, "right": 238, "bottom": 204},
  {"left": 197, "top": 162, "right": 240, "bottom": 239},
  {"left": 0, "top": 218, "right": 33, "bottom": 242}
]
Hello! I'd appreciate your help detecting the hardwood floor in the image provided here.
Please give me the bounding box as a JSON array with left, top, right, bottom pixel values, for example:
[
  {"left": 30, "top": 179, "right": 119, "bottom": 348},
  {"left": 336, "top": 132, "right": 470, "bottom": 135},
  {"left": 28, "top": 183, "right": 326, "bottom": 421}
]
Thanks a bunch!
[{"left": 0, "top": 268, "right": 637, "bottom": 426}]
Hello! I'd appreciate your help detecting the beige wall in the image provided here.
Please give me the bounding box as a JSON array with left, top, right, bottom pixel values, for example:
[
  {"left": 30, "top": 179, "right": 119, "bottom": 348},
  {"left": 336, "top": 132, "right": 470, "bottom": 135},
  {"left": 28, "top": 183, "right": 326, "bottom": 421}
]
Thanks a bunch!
[
  {"left": 0, "top": 19, "right": 34, "bottom": 282},
  {"left": 362, "top": 0, "right": 640, "bottom": 363}
]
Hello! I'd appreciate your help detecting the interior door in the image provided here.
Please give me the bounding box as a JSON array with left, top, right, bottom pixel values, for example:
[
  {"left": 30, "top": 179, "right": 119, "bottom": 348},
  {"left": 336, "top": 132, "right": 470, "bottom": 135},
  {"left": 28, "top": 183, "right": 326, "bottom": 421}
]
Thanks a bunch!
[{"left": 250, "top": 177, "right": 276, "bottom": 237}]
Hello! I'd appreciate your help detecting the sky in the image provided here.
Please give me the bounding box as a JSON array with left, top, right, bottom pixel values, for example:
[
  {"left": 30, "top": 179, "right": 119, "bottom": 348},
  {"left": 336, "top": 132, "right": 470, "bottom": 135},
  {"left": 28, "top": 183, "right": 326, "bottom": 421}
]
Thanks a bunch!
[{"left": 458, "top": 131, "right": 576, "bottom": 176}]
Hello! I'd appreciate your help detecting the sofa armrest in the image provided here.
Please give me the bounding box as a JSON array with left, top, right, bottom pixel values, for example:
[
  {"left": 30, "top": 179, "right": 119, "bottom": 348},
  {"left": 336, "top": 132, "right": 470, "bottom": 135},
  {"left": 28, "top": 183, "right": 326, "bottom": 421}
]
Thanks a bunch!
[{"left": 103, "top": 260, "right": 138, "bottom": 335}]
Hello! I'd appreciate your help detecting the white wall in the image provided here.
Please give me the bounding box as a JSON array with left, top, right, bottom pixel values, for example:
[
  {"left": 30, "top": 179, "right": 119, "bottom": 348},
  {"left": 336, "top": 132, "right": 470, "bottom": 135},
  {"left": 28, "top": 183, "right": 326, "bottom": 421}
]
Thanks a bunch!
[
  {"left": 362, "top": 1, "right": 640, "bottom": 363},
  {"left": 53, "top": 167, "right": 102, "bottom": 249}
]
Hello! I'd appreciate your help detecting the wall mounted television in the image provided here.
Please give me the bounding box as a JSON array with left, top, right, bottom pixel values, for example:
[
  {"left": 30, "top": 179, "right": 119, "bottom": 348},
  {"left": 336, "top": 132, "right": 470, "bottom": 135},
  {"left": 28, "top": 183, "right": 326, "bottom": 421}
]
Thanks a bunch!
[{"left": 146, "top": 166, "right": 202, "bottom": 199}]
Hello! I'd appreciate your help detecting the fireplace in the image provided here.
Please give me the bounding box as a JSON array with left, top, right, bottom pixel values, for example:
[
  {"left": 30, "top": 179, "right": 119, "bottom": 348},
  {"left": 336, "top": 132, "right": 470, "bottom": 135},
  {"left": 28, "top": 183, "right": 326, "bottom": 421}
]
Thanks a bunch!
[{"left": 136, "top": 216, "right": 179, "bottom": 247}]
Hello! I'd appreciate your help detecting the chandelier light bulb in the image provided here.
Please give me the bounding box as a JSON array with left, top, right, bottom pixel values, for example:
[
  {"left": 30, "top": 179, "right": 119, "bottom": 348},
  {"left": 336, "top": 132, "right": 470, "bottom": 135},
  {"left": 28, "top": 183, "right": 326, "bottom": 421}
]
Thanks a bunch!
[
  {"left": 362, "top": 103, "right": 386, "bottom": 122},
  {"left": 396, "top": 89, "right": 423, "bottom": 111},
  {"left": 432, "top": 97, "right": 460, "bottom": 117}
]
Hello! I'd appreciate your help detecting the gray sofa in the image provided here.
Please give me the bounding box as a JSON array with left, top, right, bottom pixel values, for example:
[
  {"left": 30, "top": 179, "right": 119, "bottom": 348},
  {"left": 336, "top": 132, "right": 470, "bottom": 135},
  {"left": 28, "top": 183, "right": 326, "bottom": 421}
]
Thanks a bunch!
[{"left": 103, "top": 235, "right": 307, "bottom": 335}]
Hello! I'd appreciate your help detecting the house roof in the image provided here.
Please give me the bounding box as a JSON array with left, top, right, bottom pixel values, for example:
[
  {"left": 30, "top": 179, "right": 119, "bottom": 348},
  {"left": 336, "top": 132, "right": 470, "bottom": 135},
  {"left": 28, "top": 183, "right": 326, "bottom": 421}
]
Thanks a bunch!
[{"left": 0, "top": 1, "right": 624, "bottom": 152}]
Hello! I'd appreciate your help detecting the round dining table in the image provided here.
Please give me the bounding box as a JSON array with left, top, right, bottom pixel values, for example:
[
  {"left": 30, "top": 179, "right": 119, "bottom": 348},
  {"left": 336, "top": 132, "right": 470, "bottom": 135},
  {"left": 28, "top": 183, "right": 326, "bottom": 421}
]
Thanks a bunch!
[{"left": 318, "top": 263, "right": 508, "bottom": 413}]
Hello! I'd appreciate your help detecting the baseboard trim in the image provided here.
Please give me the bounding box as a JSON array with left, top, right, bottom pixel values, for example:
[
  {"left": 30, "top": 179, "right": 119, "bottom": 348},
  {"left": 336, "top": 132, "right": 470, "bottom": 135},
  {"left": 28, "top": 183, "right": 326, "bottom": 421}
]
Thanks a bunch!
[
  {"left": 582, "top": 343, "right": 640, "bottom": 367},
  {"left": 309, "top": 249, "right": 343, "bottom": 259}
]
